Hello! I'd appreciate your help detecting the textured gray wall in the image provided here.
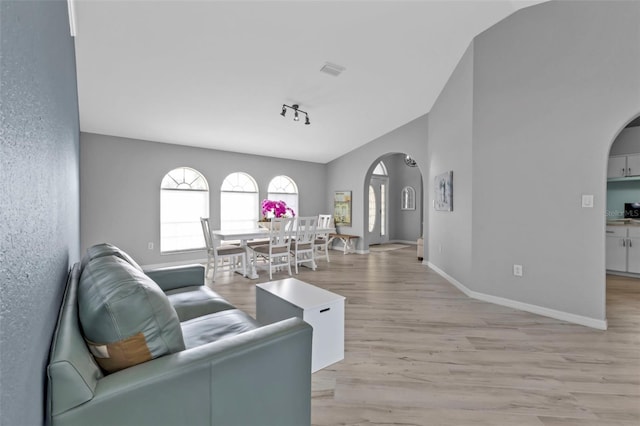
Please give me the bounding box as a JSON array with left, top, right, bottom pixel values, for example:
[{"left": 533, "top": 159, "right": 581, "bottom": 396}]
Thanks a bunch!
[
  {"left": 0, "top": 1, "right": 80, "bottom": 425},
  {"left": 80, "top": 132, "right": 327, "bottom": 265}
]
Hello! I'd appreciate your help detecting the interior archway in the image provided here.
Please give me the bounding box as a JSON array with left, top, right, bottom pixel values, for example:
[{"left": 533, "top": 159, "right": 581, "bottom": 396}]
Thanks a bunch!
[
  {"left": 362, "top": 153, "right": 424, "bottom": 252},
  {"left": 604, "top": 112, "right": 640, "bottom": 324}
]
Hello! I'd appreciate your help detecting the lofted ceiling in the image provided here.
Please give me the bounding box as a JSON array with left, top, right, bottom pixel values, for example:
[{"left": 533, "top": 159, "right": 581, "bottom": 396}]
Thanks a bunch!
[{"left": 73, "top": 0, "right": 547, "bottom": 163}]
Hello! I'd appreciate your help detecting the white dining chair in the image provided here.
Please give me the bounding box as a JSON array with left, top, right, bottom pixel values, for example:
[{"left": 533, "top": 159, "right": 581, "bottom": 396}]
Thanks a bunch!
[
  {"left": 200, "top": 217, "right": 247, "bottom": 282},
  {"left": 249, "top": 217, "right": 295, "bottom": 280},
  {"left": 291, "top": 216, "right": 318, "bottom": 274},
  {"left": 315, "top": 214, "right": 333, "bottom": 263}
]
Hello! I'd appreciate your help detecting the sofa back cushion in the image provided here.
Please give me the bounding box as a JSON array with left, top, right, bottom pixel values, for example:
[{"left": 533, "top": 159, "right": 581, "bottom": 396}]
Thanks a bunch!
[
  {"left": 80, "top": 242, "right": 143, "bottom": 274},
  {"left": 78, "top": 255, "right": 185, "bottom": 373}
]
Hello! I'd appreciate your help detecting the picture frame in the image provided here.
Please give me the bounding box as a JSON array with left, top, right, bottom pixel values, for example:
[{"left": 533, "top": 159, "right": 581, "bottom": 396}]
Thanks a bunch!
[
  {"left": 434, "top": 171, "right": 453, "bottom": 211},
  {"left": 333, "top": 191, "right": 352, "bottom": 226}
]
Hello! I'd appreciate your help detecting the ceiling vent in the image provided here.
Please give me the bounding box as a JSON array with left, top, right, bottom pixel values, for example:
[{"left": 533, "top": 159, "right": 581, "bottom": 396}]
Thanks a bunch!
[{"left": 320, "top": 62, "right": 346, "bottom": 77}]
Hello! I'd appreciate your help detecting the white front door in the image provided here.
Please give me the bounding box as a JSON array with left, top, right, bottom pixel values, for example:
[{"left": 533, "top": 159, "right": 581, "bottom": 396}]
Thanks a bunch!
[{"left": 368, "top": 176, "right": 389, "bottom": 245}]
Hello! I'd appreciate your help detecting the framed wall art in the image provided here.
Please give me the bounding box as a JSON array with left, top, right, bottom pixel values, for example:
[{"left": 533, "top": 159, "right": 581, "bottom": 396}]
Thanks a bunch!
[
  {"left": 434, "top": 171, "right": 453, "bottom": 211},
  {"left": 333, "top": 191, "right": 352, "bottom": 226}
]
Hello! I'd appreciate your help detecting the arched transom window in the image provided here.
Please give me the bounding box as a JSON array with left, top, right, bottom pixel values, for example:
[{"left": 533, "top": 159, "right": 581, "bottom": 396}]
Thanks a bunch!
[
  {"left": 160, "top": 167, "right": 209, "bottom": 253},
  {"left": 267, "top": 175, "right": 299, "bottom": 217},
  {"left": 220, "top": 172, "right": 259, "bottom": 230},
  {"left": 373, "top": 161, "right": 388, "bottom": 176}
]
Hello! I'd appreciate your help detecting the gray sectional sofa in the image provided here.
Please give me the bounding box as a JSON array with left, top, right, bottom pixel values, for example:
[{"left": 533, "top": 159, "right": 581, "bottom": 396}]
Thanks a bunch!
[{"left": 47, "top": 243, "right": 312, "bottom": 426}]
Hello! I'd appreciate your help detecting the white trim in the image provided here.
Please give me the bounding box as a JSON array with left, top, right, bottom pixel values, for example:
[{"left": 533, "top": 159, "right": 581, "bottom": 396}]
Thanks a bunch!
[
  {"left": 426, "top": 261, "right": 608, "bottom": 330},
  {"left": 67, "top": 0, "right": 77, "bottom": 37}
]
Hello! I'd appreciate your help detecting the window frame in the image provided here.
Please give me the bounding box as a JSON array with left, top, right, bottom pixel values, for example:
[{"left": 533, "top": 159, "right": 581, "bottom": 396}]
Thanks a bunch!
[{"left": 160, "top": 167, "right": 209, "bottom": 254}]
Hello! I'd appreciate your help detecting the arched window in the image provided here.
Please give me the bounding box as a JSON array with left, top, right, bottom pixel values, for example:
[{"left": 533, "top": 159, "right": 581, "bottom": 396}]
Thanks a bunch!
[
  {"left": 267, "top": 175, "right": 299, "bottom": 217},
  {"left": 160, "top": 167, "right": 209, "bottom": 253},
  {"left": 220, "top": 172, "right": 259, "bottom": 230},
  {"left": 373, "top": 161, "right": 387, "bottom": 176},
  {"left": 401, "top": 186, "right": 416, "bottom": 210},
  {"left": 368, "top": 185, "right": 376, "bottom": 232}
]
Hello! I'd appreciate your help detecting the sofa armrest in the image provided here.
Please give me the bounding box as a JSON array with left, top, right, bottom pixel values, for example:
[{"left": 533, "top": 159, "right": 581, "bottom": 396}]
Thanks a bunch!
[
  {"left": 50, "top": 317, "right": 312, "bottom": 426},
  {"left": 144, "top": 264, "right": 205, "bottom": 291}
]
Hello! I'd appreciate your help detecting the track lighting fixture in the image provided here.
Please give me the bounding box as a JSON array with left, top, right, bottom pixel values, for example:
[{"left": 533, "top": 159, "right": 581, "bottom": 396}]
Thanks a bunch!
[{"left": 280, "top": 104, "right": 310, "bottom": 125}]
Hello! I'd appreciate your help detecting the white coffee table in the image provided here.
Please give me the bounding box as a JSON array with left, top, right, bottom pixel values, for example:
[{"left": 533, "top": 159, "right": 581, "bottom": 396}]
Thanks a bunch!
[{"left": 256, "top": 278, "right": 345, "bottom": 373}]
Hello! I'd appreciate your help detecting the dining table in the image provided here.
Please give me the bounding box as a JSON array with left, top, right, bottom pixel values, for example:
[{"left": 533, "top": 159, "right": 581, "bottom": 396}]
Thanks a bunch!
[{"left": 210, "top": 226, "right": 335, "bottom": 279}]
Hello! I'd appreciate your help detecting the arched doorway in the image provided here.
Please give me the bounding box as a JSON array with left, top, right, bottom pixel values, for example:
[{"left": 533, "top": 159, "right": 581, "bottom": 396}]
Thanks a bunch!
[
  {"left": 605, "top": 114, "right": 640, "bottom": 322},
  {"left": 364, "top": 153, "right": 424, "bottom": 251}
]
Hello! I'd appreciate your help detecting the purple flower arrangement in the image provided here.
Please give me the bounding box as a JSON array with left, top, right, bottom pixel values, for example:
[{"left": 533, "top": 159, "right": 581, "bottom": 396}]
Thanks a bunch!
[{"left": 261, "top": 199, "right": 295, "bottom": 220}]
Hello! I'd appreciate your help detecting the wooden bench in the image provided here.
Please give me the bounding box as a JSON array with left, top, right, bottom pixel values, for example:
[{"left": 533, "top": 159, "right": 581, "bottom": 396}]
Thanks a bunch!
[{"left": 328, "top": 233, "right": 360, "bottom": 254}]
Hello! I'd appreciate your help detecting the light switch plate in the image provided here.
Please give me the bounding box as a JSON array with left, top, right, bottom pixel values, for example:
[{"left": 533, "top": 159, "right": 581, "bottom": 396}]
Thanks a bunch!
[
  {"left": 581, "top": 194, "right": 594, "bottom": 208},
  {"left": 513, "top": 264, "right": 523, "bottom": 277}
]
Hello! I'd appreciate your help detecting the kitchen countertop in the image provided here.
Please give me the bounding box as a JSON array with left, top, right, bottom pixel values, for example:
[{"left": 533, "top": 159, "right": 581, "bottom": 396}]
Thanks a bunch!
[{"left": 607, "top": 219, "right": 640, "bottom": 226}]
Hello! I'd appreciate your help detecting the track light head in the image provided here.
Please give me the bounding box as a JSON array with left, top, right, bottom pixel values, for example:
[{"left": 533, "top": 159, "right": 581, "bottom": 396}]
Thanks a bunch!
[
  {"left": 294, "top": 111, "right": 299, "bottom": 121},
  {"left": 280, "top": 105, "right": 286, "bottom": 117},
  {"left": 305, "top": 114, "right": 310, "bottom": 125}
]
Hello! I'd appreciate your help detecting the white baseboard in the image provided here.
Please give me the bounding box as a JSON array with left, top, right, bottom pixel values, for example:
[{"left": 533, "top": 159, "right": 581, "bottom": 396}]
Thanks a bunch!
[{"left": 426, "top": 262, "right": 608, "bottom": 330}]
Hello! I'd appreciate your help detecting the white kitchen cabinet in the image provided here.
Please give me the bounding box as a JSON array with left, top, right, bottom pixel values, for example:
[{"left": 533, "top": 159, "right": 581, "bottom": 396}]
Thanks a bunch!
[
  {"left": 606, "top": 226, "right": 640, "bottom": 274},
  {"left": 627, "top": 227, "right": 640, "bottom": 273},
  {"left": 608, "top": 156, "right": 627, "bottom": 178},
  {"left": 606, "top": 226, "right": 627, "bottom": 271},
  {"left": 626, "top": 154, "right": 640, "bottom": 177},
  {"left": 608, "top": 154, "right": 640, "bottom": 178}
]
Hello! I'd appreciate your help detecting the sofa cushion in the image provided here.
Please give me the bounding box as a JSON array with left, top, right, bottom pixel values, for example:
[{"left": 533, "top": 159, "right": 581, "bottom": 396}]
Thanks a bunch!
[
  {"left": 80, "top": 242, "right": 143, "bottom": 274},
  {"left": 181, "top": 309, "right": 260, "bottom": 349},
  {"left": 78, "top": 255, "right": 185, "bottom": 373},
  {"left": 165, "top": 286, "right": 236, "bottom": 322}
]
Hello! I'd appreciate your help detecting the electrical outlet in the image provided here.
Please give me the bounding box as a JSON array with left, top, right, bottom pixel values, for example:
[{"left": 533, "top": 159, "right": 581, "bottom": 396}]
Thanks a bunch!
[
  {"left": 148, "top": 242, "right": 154, "bottom": 250},
  {"left": 513, "top": 264, "right": 523, "bottom": 277}
]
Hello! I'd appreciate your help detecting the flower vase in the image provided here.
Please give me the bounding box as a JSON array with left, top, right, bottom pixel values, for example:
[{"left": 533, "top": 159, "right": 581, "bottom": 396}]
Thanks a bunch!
[{"left": 258, "top": 220, "right": 281, "bottom": 231}]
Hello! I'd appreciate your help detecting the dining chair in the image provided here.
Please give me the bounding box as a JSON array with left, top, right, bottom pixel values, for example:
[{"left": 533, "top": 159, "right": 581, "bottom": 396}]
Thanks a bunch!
[
  {"left": 291, "top": 216, "right": 318, "bottom": 274},
  {"left": 200, "top": 217, "right": 247, "bottom": 282},
  {"left": 249, "top": 217, "right": 295, "bottom": 280},
  {"left": 315, "top": 214, "right": 333, "bottom": 263}
]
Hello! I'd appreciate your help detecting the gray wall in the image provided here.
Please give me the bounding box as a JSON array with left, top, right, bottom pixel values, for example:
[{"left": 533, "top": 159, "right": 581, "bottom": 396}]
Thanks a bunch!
[
  {"left": 469, "top": 0, "right": 640, "bottom": 320},
  {"left": 326, "top": 115, "right": 429, "bottom": 251},
  {"left": 80, "top": 133, "right": 327, "bottom": 265},
  {"left": 609, "top": 126, "right": 640, "bottom": 155},
  {"left": 0, "top": 1, "right": 80, "bottom": 425},
  {"left": 387, "top": 154, "right": 423, "bottom": 243},
  {"left": 427, "top": 42, "right": 474, "bottom": 287}
]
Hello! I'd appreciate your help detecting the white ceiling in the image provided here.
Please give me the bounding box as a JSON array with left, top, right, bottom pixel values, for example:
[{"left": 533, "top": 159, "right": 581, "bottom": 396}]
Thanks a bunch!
[{"left": 73, "top": 0, "right": 547, "bottom": 164}]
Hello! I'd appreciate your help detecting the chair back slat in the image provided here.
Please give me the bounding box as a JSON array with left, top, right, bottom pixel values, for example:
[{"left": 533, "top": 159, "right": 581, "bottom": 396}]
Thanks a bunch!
[
  {"left": 295, "top": 216, "right": 318, "bottom": 244},
  {"left": 200, "top": 217, "right": 213, "bottom": 251},
  {"left": 270, "top": 217, "right": 295, "bottom": 249}
]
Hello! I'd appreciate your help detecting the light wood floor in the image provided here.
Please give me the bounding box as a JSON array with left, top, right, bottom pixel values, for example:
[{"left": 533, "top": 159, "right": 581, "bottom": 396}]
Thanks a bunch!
[{"left": 206, "top": 247, "right": 640, "bottom": 426}]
